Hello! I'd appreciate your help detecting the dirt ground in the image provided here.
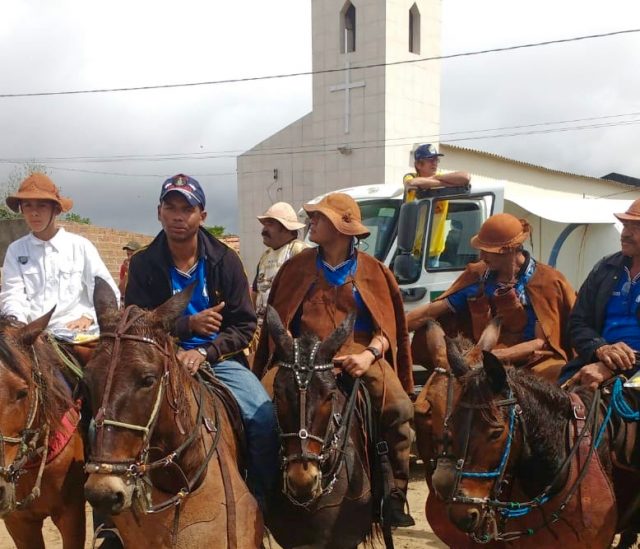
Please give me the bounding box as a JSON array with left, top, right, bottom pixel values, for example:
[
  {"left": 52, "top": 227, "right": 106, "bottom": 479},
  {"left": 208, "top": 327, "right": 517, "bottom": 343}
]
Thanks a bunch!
[{"left": 0, "top": 461, "right": 446, "bottom": 549}]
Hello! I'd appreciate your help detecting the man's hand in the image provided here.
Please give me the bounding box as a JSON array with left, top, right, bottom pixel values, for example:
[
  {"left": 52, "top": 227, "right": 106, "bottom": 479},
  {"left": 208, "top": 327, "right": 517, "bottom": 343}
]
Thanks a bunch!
[
  {"left": 595, "top": 342, "right": 636, "bottom": 371},
  {"left": 188, "top": 302, "right": 225, "bottom": 337},
  {"left": 177, "top": 349, "right": 208, "bottom": 375},
  {"left": 333, "top": 351, "right": 375, "bottom": 378},
  {"left": 65, "top": 316, "right": 93, "bottom": 331},
  {"left": 405, "top": 176, "right": 443, "bottom": 190},
  {"left": 565, "top": 362, "right": 614, "bottom": 390}
]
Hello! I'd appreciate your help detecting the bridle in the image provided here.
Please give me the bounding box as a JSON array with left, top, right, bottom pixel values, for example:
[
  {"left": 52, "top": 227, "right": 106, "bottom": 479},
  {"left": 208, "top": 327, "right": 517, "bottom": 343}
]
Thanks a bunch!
[
  {"left": 431, "top": 365, "right": 609, "bottom": 544},
  {"left": 85, "top": 306, "right": 220, "bottom": 516},
  {"left": 277, "top": 338, "right": 361, "bottom": 506},
  {"left": 0, "top": 351, "right": 51, "bottom": 509}
]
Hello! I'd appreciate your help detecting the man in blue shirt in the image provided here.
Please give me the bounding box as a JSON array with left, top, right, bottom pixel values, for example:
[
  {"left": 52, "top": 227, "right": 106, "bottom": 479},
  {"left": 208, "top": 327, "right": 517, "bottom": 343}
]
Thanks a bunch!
[
  {"left": 562, "top": 199, "right": 640, "bottom": 387},
  {"left": 126, "top": 174, "right": 278, "bottom": 510}
]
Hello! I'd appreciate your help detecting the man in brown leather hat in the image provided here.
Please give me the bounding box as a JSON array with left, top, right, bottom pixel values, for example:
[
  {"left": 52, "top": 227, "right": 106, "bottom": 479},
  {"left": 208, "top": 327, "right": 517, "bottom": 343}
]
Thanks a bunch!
[
  {"left": 254, "top": 192, "right": 415, "bottom": 527},
  {"left": 561, "top": 198, "right": 640, "bottom": 387},
  {"left": 407, "top": 213, "right": 576, "bottom": 381}
]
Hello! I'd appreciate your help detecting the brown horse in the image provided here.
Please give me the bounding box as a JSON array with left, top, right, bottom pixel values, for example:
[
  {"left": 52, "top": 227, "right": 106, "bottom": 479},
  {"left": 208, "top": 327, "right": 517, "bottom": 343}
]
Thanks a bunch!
[
  {"left": 83, "top": 279, "right": 262, "bottom": 548},
  {"left": 415, "top": 319, "right": 624, "bottom": 549},
  {"left": 0, "top": 311, "right": 85, "bottom": 549},
  {"left": 263, "top": 306, "right": 395, "bottom": 549}
]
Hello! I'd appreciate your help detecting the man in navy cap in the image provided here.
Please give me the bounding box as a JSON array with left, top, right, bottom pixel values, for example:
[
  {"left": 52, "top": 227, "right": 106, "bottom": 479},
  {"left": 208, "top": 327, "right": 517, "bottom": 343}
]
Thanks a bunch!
[
  {"left": 403, "top": 143, "right": 470, "bottom": 197},
  {"left": 125, "top": 173, "right": 278, "bottom": 510}
]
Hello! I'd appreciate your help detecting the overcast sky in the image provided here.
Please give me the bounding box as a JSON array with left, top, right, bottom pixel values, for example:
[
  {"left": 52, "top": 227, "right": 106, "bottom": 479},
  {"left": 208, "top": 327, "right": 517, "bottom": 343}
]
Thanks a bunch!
[{"left": 0, "top": 1, "right": 638, "bottom": 235}]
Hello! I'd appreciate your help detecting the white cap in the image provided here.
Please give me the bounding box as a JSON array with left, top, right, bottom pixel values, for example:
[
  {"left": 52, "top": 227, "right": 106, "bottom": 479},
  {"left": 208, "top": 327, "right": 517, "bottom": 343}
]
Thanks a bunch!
[{"left": 257, "top": 202, "right": 305, "bottom": 231}]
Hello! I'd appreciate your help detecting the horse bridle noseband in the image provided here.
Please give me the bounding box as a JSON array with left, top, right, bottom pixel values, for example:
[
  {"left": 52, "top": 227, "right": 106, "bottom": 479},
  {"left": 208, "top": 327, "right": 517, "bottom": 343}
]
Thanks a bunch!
[
  {"left": 278, "top": 338, "right": 362, "bottom": 504},
  {"left": 85, "top": 306, "right": 221, "bottom": 516}
]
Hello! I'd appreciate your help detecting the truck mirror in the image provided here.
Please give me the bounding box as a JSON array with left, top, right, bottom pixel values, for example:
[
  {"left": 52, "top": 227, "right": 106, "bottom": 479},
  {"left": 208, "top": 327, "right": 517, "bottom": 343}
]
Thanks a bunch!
[
  {"left": 397, "top": 201, "right": 420, "bottom": 252},
  {"left": 394, "top": 252, "right": 420, "bottom": 283}
]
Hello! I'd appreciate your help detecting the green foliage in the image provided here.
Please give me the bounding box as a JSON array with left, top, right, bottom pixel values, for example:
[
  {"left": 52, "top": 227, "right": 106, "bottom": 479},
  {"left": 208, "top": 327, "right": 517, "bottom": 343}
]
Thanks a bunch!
[
  {"left": 0, "top": 163, "right": 49, "bottom": 220},
  {"left": 63, "top": 212, "right": 91, "bottom": 224},
  {"left": 205, "top": 225, "right": 226, "bottom": 237}
]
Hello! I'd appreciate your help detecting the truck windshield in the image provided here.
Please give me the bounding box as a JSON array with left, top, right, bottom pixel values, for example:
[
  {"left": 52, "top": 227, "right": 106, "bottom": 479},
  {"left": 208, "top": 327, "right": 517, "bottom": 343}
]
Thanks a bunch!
[{"left": 355, "top": 200, "right": 400, "bottom": 261}]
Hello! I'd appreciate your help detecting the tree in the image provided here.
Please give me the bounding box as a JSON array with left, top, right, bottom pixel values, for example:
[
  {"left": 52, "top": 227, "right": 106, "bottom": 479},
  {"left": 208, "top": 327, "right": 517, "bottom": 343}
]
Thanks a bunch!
[
  {"left": 205, "top": 225, "right": 226, "bottom": 237},
  {"left": 63, "top": 212, "right": 91, "bottom": 224}
]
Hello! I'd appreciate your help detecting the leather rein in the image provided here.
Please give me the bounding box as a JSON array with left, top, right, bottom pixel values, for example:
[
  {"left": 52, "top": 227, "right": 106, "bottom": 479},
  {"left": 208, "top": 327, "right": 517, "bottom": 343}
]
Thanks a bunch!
[
  {"left": 277, "top": 338, "right": 362, "bottom": 507},
  {"left": 85, "top": 306, "right": 221, "bottom": 515}
]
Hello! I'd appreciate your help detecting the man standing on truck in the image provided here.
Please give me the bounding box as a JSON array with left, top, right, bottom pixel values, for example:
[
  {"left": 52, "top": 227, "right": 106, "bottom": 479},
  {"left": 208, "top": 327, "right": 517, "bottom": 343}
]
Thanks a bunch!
[
  {"left": 403, "top": 144, "right": 471, "bottom": 265},
  {"left": 407, "top": 213, "right": 576, "bottom": 382}
]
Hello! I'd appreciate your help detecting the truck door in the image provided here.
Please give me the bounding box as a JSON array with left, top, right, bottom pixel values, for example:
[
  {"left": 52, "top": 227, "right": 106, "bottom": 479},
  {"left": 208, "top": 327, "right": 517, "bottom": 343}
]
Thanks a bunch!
[{"left": 395, "top": 191, "right": 496, "bottom": 310}]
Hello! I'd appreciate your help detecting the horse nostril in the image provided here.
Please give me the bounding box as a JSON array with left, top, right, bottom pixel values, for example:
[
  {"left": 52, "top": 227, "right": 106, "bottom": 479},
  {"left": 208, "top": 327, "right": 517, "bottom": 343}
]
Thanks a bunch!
[
  {"left": 466, "top": 508, "right": 480, "bottom": 530},
  {"left": 0, "top": 485, "right": 5, "bottom": 501}
]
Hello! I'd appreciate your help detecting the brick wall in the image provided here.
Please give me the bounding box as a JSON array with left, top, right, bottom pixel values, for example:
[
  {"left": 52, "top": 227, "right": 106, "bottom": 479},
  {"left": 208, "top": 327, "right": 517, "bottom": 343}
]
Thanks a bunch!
[{"left": 0, "top": 219, "right": 240, "bottom": 282}]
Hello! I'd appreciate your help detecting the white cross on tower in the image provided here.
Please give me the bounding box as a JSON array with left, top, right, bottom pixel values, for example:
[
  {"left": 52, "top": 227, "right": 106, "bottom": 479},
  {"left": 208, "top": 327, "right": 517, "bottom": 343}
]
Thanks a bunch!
[{"left": 329, "top": 57, "right": 366, "bottom": 134}]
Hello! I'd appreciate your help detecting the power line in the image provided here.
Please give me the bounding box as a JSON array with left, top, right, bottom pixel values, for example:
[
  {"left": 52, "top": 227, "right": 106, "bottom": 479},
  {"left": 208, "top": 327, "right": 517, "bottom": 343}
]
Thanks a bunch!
[
  {"left": 0, "top": 29, "right": 638, "bottom": 98},
  {"left": 1, "top": 110, "right": 639, "bottom": 165}
]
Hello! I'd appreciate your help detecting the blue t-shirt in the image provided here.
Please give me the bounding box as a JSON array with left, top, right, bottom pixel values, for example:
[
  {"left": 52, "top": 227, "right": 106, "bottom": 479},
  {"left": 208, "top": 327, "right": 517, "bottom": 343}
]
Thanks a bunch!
[
  {"left": 602, "top": 267, "right": 640, "bottom": 350},
  {"left": 446, "top": 256, "right": 538, "bottom": 340},
  {"left": 170, "top": 258, "right": 217, "bottom": 350}
]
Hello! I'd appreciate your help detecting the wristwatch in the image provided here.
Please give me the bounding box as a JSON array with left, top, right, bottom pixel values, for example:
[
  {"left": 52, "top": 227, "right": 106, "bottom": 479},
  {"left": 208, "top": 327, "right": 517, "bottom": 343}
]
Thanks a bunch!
[
  {"left": 195, "top": 347, "right": 208, "bottom": 359},
  {"left": 365, "top": 346, "right": 382, "bottom": 362}
]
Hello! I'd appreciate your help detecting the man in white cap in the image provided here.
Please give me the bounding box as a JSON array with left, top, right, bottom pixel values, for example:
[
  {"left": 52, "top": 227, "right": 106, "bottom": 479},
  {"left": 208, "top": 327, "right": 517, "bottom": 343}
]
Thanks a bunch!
[{"left": 252, "top": 202, "right": 309, "bottom": 325}]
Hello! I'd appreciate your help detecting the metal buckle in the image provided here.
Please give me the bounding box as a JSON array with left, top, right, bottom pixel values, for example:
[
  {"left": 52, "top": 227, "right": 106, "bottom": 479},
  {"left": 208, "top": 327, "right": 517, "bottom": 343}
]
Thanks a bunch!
[
  {"left": 298, "top": 429, "right": 309, "bottom": 440},
  {"left": 376, "top": 441, "right": 389, "bottom": 455},
  {"left": 573, "top": 404, "right": 585, "bottom": 420}
]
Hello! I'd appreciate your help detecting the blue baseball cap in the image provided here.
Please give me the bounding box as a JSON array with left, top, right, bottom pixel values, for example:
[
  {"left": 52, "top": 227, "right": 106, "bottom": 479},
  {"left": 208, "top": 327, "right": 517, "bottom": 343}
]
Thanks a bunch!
[
  {"left": 414, "top": 144, "right": 443, "bottom": 161},
  {"left": 159, "top": 174, "right": 206, "bottom": 208}
]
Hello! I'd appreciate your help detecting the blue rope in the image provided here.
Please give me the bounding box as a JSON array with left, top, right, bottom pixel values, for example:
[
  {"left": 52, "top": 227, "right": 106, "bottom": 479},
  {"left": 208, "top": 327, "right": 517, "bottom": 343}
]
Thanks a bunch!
[
  {"left": 460, "top": 400, "right": 516, "bottom": 479},
  {"left": 499, "top": 495, "right": 550, "bottom": 518},
  {"left": 611, "top": 377, "right": 640, "bottom": 421}
]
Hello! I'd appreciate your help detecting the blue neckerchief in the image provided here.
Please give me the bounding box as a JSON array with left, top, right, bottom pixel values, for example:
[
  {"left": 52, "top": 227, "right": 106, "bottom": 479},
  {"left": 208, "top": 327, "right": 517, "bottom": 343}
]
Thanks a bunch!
[{"left": 170, "top": 258, "right": 218, "bottom": 349}]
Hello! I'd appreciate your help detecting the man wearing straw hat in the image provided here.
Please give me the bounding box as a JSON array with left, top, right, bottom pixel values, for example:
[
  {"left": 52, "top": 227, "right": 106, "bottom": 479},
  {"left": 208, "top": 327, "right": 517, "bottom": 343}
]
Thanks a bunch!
[
  {"left": 407, "top": 213, "right": 576, "bottom": 381},
  {"left": 561, "top": 198, "right": 640, "bottom": 388},
  {"left": 252, "top": 202, "right": 309, "bottom": 326},
  {"left": 0, "top": 173, "right": 118, "bottom": 331},
  {"left": 254, "top": 192, "right": 415, "bottom": 527}
]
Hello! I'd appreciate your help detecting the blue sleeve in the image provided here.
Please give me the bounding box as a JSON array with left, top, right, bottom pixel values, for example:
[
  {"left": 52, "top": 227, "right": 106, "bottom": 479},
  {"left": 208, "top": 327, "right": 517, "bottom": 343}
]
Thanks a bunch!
[{"left": 446, "top": 283, "right": 481, "bottom": 313}]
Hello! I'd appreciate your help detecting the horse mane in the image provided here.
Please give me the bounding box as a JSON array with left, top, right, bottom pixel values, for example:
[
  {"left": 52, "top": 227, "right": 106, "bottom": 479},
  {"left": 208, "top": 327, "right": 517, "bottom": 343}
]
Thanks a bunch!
[{"left": 0, "top": 314, "right": 73, "bottom": 431}]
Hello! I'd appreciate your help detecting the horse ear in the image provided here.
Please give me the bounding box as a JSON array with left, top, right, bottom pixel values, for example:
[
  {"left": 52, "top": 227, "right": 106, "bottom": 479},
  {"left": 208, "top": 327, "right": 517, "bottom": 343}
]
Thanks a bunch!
[
  {"left": 152, "top": 283, "right": 196, "bottom": 332},
  {"left": 20, "top": 308, "right": 55, "bottom": 346},
  {"left": 446, "top": 336, "right": 469, "bottom": 378},
  {"left": 317, "top": 312, "right": 355, "bottom": 361},
  {"left": 476, "top": 316, "right": 502, "bottom": 352},
  {"left": 482, "top": 350, "right": 506, "bottom": 393},
  {"left": 265, "top": 305, "right": 293, "bottom": 358},
  {"left": 94, "top": 277, "right": 119, "bottom": 329}
]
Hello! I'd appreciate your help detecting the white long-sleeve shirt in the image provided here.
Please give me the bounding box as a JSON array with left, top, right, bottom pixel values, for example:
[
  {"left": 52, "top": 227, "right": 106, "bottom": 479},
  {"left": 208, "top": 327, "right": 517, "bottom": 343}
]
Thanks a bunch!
[{"left": 0, "top": 228, "right": 119, "bottom": 330}]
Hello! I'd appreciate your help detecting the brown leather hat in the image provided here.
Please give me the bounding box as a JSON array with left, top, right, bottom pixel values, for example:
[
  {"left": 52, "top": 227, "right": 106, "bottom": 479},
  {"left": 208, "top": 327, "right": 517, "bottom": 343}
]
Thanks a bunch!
[
  {"left": 6, "top": 173, "right": 73, "bottom": 213},
  {"left": 614, "top": 199, "right": 640, "bottom": 222},
  {"left": 303, "top": 193, "right": 370, "bottom": 238},
  {"left": 470, "top": 213, "right": 530, "bottom": 254}
]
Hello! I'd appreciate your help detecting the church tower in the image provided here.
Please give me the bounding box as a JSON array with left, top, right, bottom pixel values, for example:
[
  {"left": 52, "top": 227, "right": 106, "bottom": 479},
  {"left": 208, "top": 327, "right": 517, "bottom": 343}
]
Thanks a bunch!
[{"left": 237, "top": 0, "right": 442, "bottom": 268}]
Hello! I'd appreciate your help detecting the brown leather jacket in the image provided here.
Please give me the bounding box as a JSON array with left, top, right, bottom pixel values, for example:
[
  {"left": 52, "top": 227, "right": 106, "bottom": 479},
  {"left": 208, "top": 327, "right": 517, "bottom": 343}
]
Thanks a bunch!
[
  {"left": 253, "top": 248, "right": 413, "bottom": 393},
  {"left": 438, "top": 260, "right": 576, "bottom": 362}
]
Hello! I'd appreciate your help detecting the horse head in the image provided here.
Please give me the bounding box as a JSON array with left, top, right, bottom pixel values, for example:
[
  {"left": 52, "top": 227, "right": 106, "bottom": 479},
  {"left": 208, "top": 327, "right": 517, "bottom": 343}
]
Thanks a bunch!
[
  {"left": 265, "top": 305, "right": 355, "bottom": 505},
  {"left": 84, "top": 277, "right": 194, "bottom": 515},
  {"left": 0, "top": 309, "right": 70, "bottom": 515}
]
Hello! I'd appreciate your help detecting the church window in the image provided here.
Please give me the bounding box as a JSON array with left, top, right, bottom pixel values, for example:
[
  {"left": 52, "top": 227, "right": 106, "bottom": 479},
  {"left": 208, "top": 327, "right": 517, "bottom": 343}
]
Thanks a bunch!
[
  {"left": 409, "top": 3, "right": 421, "bottom": 54},
  {"left": 340, "top": 1, "right": 356, "bottom": 53}
]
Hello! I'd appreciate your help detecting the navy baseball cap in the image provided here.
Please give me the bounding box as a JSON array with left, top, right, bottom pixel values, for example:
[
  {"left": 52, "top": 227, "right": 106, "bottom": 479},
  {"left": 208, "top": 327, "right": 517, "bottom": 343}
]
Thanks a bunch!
[
  {"left": 159, "top": 174, "right": 206, "bottom": 208},
  {"left": 414, "top": 144, "right": 444, "bottom": 161}
]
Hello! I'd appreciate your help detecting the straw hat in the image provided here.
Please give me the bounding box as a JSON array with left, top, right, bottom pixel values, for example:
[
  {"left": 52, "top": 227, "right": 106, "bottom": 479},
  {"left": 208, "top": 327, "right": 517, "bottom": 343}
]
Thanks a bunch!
[
  {"left": 257, "top": 202, "right": 305, "bottom": 231},
  {"left": 614, "top": 198, "right": 640, "bottom": 222},
  {"left": 470, "top": 213, "right": 530, "bottom": 254},
  {"left": 303, "top": 193, "right": 370, "bottom": 238},
  {"left": 6, "top": 173, "right": 73, "bottom": 213}
]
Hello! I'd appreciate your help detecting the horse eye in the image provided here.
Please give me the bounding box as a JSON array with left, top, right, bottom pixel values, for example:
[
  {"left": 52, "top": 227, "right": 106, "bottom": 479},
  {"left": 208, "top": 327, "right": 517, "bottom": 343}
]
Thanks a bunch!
[
  {"left": 488, "top": 428, "right": 504, "bottom": 441},
  {"left": 141, "top": 375, "right": 156, "bottom": 388},
  {"left": 16, "top": 389, "right": 28, "bottom": 401}
]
